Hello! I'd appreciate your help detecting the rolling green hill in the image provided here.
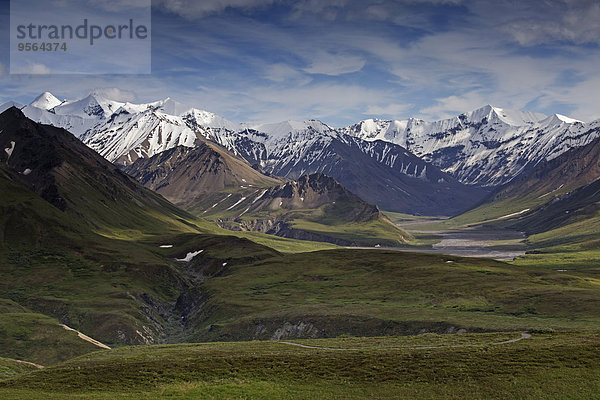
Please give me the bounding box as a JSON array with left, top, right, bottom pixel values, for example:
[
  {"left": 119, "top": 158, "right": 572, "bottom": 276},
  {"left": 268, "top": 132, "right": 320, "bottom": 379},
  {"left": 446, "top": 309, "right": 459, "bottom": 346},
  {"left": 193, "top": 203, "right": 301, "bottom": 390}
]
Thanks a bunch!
[
  {"left": 0, "top": 310, "right": 101, "bottom": 366},
  {"left": 1, "top": 331, "right": 600, "bottom": 399},
  {"left": 0, "top": 358, "right": 39, "bottom": 380},
  {"left": 189, "top": 249, "right": 600, "bottom": 341}
]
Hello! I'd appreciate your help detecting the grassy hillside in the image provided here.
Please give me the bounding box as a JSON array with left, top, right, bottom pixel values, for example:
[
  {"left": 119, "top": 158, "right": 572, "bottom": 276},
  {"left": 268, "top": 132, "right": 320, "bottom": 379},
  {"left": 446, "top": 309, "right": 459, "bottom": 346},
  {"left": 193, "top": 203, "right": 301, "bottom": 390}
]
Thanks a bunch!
[
  {"left": 1, "top": 332, "right": 599, "bottom": 399},
  {"left": 512, "top": 210, "right": 600, "bottom": 271},
  {"left": 3, "top": 108, "right": 600, "bottom": 399},
  {"left": 0, "top": 358, "right": 39, "bottom": 380},
  {"left": 185, "top": 249, "right": 600, "bottom": 342},
  {"left": 0, "top": 311, "right": 100, "bottom": 366}
]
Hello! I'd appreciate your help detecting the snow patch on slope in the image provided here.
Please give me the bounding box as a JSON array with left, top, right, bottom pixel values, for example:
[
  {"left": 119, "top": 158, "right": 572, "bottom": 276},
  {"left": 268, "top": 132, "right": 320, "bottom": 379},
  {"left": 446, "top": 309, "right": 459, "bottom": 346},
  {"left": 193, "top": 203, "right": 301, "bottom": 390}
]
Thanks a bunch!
[
  {"left": 4, "top": 141, "right": 15, "bottom": 160},
  {"left": 176, "top": 250, "right": 203, "bottom": 262}
]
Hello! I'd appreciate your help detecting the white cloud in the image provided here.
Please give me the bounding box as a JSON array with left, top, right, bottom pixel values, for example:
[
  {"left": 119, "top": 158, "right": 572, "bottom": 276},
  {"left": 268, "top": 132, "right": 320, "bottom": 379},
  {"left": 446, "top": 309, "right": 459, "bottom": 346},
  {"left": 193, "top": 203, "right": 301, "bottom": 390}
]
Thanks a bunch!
[
  {"left": 264, "top": 64, "right": 311, "bottom": 84},
  {"left": 16, "top": 63, "right": 52, "bottom": 75},
  {"left": 303, "top": 52, "right": 366, "bottom": 76},
  {"left": 495, "top": 0, "right": 600, "bottom": 46},
  {"left": 155, "top": 0, "right": 277, "bottom": 18}
]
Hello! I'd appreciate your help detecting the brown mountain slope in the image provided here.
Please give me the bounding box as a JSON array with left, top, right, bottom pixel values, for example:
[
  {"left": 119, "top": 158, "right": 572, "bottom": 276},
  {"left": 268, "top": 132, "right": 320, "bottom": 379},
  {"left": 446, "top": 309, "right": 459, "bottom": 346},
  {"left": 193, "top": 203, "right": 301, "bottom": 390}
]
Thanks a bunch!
[{"left": 123, "top": 144, "right": 281, "bottom": 206}]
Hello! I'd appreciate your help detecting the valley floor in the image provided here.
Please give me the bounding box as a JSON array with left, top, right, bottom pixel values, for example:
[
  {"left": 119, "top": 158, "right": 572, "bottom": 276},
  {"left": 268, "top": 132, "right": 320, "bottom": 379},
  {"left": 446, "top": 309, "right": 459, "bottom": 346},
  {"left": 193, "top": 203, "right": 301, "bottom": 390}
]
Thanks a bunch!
[{"left": 379, "top": 215, "right": 527, "bottom": 261}]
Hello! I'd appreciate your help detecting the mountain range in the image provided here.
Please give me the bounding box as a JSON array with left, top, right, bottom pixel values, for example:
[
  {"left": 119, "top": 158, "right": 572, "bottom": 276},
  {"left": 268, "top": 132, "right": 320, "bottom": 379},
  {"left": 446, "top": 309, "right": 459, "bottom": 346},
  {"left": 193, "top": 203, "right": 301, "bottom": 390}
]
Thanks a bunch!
[
  {"left": 4, "top": 91, "right": 600, "bottom": 225},
  {"left": 7, "top": 92, "right": 599, "bottom": 218}
]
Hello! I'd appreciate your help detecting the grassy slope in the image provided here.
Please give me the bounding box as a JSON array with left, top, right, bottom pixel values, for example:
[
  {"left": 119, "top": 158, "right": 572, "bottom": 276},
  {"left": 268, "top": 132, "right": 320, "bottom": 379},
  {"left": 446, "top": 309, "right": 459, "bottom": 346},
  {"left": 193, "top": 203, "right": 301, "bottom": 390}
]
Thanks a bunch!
[
  {"left": 398, "top": 182, "right": 600, "bottom": 269},
  {"left": 0, "top": 164, "right": 328, "bottom": 253},
  {"left": 189, "top": 249, "right": 600, "bottom": 341},
  {"left": 512, "top": 211, "right": 600, "bottom": 270},
  {"left": 289, "top": 218, "right": 409, "bottom": 246},
  {"left": 0, "top": 312, "right": 99, "bottom": 366},
  {"left": 0, "top": 359, "right": 38, "bottom": 380},
  {"left": 0, "top": 158, "right": 335, "bottom": 252},
  {"left": 0, "top": 297, "right": 99, "bottom": 366},
  {"left": 0, "top": 226, "right": 333, "bottom": 346},
  {"left": 0, "top": 166, "right": 334, "bottom": 349},
  {"left": 1, "top": 332, "right": 599, "bottom": 399},
  {"left": 428, "top": 192, "right": 600, "bottom": 270}
]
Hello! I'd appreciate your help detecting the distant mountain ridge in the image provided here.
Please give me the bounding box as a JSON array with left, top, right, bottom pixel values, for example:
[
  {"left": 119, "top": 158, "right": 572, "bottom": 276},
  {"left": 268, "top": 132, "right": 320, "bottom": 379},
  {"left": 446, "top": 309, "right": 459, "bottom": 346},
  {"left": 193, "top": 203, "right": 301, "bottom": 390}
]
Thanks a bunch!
[
  {"left": 342, "top": 105, "right": 598, "bottom": 186},
  {"left": 7, "top": 92, "right": 600, "bottom": 214}
]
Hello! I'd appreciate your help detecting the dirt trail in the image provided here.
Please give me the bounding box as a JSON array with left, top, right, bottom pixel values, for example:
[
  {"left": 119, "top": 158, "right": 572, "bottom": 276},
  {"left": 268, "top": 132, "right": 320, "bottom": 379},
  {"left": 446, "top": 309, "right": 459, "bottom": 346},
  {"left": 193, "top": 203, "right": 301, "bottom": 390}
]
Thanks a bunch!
[
  {"left": 11, "top": 359, "right": 44, "bottom": 369},
  {"left": 279, "top": 332, "right": 532, "bottom": 351},
  {"left": 59, "top": 324, "right": 111, "bottom": 350},
  {"left": 493, "top": 332, "right": 532, "bottom": 345}
]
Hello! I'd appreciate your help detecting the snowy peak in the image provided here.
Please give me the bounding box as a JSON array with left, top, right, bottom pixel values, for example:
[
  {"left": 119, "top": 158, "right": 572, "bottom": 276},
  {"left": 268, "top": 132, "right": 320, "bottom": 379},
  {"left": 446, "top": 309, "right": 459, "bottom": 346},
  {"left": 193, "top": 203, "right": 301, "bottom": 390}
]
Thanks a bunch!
[
  {"left": 462, "top": 105, "right": 545, "bottom": 126},
  {"left": 30, "top": 92, "right": 62, "bottom": 110},
  {"left": 461, "top": 104, "right": 495, "bottom": 124},
  {"left": 53, "top": 93, "right": 124, "bottom": 119},
  {"left": 82, "top": 107, "right": 200, "bottom": 165},
  {"left": 182, "top": 108, "right": 240, "bottom": 131},
  {"left": 538, "top": 113, "right": 584, "bottom": 129},
  {"left": 345, "top": 118, "right": 409, "bottom": 143},
  {"left": 554, "top": 114, "right": 583, "bottom": 124},
  {"left": 343, "top": 104, "right": 592, "bottom": 186},
  {"left": 18, "top": 90, "right": 598, "bottom": 191},
  {"left": 152, "top": 97, "right": 192, "bottom": 116}
]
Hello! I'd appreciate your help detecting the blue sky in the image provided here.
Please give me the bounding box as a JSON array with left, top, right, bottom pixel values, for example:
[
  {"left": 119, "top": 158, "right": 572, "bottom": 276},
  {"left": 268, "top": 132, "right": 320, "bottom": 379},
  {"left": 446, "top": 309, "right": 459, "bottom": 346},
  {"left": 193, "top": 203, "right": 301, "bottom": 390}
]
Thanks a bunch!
[{"left": 0, "top": 0, "right": 599, "bottom": 126}]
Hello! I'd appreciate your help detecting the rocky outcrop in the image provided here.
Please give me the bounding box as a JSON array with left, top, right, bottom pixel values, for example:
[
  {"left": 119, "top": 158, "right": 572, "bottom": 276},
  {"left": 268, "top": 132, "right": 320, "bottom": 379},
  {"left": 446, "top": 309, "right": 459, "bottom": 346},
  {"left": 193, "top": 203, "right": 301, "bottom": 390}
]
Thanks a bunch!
[{"left": 271, "top": 322, "right": 322, "bottom": 340}]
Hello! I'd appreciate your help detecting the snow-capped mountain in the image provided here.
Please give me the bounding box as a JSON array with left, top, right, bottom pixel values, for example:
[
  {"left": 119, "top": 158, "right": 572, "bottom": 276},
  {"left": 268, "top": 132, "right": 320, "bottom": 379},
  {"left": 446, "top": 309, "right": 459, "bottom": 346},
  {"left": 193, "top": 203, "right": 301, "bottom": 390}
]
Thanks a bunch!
[
  {"left": 81, "top": 108, "right": 201, "bottom": 165},
  {"left": 342, "top": 105, "right": 598, "bottom": 186},
  {"left": 15, "top": 92, "right": 123, "bottom": 137},
  {"left": 52, "top": 93, "right": 125, "bottom": 120},
  {"left": 29, "top": 91, "right": 62, "bottom": 110},
  {"left": 9, "top": 91, "right": 599, "bottom": 214}
]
